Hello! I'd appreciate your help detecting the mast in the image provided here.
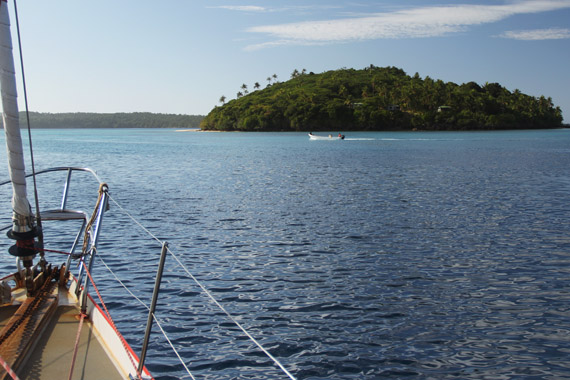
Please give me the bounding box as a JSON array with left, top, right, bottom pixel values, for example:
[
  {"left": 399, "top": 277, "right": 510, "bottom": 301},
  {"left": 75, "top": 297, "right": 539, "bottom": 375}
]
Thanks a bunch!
[{"left": 0, "top": 0, "right": 39, "bottom": 282}]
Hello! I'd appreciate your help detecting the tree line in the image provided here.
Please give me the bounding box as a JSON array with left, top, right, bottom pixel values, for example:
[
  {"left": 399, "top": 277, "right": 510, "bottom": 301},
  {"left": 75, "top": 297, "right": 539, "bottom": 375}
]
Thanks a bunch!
[
  {"left": 201, "top": 65, "right": 564, "bottom": 131},
  {"left": 14, "top": 112, "right": 204, "bottom": 129}
]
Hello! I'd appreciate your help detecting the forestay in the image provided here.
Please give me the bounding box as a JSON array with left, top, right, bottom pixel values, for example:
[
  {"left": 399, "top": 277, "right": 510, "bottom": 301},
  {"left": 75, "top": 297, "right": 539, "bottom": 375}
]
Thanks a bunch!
[{"left": 0, "top": 0, "right": 32, "bottom": 230}]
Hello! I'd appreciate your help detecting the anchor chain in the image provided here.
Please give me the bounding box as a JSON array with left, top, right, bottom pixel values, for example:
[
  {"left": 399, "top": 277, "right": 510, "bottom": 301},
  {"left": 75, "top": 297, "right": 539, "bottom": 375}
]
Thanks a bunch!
[{"left": 0, "top": 267, "right": 59, "bottom": 347}]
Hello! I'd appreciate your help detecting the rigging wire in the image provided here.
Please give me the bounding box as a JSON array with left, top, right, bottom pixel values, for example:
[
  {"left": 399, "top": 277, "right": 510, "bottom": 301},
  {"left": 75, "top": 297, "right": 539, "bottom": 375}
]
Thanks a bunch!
[
  {"left": 12, "top": 0, "right": 43, "bottom": 250},
  {"left": 107, "top": 194, "right": 297, "bottom": 380}
]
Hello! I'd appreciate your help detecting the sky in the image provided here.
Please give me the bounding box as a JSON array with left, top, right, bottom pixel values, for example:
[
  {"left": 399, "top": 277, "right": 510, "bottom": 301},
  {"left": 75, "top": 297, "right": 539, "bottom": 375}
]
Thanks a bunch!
[{"left": 7, "top": 0, "right": 570, "bottom": 121}]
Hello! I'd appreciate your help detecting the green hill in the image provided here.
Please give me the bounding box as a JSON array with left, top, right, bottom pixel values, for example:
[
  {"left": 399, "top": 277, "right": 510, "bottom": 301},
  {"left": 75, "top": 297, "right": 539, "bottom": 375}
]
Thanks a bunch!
[{"left": 200, "top": 66, "right": 563, "bottom": 131}]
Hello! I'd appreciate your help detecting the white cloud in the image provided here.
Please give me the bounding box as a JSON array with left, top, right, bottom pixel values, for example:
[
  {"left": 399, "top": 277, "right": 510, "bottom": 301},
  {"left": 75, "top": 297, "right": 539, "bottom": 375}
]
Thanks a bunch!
[
  {"left": 214, "top": 4, "right": 343, "bottom": 14},
  {"left": 245, "top": 0, "right": 570, "bottom": 49},
  {"left": 216, "top": 6, "right": 266, "bottom": 12},
  {"left": 500, "top": 28, "right": 570, "bottom": 40}
]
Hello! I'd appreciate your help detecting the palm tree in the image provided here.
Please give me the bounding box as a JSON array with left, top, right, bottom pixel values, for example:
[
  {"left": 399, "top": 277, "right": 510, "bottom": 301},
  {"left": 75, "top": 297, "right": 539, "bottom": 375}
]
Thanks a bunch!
[
  {"left": 272, "top": 73, "right": 278, "bottom": 82},
  {"left": 241, "top": 83, "right": 248, "bottom": 95},
  {"left": 237, "top": 91, "right": 243, "bottom": 98},
  {"left": 254, "top": 82, "right": 260, "bottom": 90},
  {"left": 219, "top": 95, "right": 226, "bottom": 105}
]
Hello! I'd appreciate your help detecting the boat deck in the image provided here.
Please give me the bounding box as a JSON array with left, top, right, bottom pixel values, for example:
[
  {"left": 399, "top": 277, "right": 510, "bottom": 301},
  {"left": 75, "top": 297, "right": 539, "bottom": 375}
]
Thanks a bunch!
[
  {"left": 0, "top": 301, "right": 128, "bottom": 379},
  {"left": 20, "top": 305, "right": 126, "bottom": 379}
]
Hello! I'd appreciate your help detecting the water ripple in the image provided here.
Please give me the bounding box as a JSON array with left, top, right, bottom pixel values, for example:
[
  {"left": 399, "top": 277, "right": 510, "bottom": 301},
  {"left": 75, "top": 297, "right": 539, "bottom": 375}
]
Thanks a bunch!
[{"left": 1, "top": 130, "right": 570, "bottom": 379}]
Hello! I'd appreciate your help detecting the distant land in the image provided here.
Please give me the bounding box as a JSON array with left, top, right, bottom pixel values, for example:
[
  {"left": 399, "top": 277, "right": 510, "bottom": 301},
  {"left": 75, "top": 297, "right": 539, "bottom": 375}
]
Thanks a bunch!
[
  {"left": 16, "top": 112, "right": 205, "bottom": 129},
  {"left": 200, "top": 66, "right": 564, "bottom": 132}
]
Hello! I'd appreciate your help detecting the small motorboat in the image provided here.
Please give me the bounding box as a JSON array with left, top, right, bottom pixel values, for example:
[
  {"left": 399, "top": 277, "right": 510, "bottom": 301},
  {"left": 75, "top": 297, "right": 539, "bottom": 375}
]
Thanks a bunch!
[{"left": 308, "top": 133, "right": 345, "bottom": 140}]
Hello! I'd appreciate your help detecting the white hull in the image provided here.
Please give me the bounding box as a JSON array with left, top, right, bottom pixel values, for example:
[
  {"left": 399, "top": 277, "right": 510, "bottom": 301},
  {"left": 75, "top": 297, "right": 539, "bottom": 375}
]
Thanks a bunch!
[{"left": 308, "top": 133, "right": 344, "bottom": 140}]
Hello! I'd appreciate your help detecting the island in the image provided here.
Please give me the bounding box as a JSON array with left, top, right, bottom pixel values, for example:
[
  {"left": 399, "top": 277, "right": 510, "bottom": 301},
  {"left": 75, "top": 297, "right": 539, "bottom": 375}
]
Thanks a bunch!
[{"left": 200, "top": 66, "right": 564, "bottom": 132}]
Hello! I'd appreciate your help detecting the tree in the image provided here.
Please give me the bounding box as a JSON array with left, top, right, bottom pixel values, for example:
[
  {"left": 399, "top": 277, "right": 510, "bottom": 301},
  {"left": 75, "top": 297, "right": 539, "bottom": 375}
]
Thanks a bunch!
[{"left": 219, "top": 95, "right": 226, "bottom": 105}]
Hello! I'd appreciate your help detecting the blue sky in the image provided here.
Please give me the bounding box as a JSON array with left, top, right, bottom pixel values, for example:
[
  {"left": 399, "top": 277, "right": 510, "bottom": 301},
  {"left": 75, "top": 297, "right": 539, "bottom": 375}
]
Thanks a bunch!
[{"left": 8, "top": 0, "right": 570, "bottom": 121}]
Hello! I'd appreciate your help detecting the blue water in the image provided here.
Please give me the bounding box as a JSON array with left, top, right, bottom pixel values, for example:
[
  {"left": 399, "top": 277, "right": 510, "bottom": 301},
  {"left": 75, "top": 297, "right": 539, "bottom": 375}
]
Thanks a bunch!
[{"left": 1, "top": 129, "right": 570, "bottom": 379}]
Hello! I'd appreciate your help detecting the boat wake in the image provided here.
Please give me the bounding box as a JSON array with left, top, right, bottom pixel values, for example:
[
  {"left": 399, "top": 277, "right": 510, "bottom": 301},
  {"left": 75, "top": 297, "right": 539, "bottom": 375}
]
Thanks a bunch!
[{"left": 340, "top": 137, "right": 468, "bottom": 142}]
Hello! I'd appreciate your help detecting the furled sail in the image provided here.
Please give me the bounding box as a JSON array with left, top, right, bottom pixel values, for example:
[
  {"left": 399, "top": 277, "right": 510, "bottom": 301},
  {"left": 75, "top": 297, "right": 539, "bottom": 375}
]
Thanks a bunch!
[{"left": 0, "top": 0, "right": 33, "bottom": 233}]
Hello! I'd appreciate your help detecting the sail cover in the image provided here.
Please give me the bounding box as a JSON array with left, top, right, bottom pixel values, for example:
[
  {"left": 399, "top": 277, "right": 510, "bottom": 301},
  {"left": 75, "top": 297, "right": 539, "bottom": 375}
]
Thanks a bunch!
[{"left": 0, "top": 1, "right": 32, "bottom": 225}]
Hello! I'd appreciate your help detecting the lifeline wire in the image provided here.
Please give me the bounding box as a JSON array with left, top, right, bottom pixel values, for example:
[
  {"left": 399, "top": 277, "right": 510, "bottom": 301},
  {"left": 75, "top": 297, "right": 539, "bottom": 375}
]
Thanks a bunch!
[
  {"left": 80, "top": 258, "right": 142, "bottom": 379},
  {"left": 96, "top": 255, "right": 196, "bottom": 380},
  {"left": 107, "top": 194, "right": 297, "bottom": 380},
  {"left": 167, "top": 247, "right": 298, "bottom": 380}
]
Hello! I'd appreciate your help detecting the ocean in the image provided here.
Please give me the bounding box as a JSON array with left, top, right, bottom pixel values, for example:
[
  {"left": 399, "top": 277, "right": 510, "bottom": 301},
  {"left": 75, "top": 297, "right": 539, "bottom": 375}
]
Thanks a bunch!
[{"left": 1, "top": 129, "right": 569, "bottom": 379}]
